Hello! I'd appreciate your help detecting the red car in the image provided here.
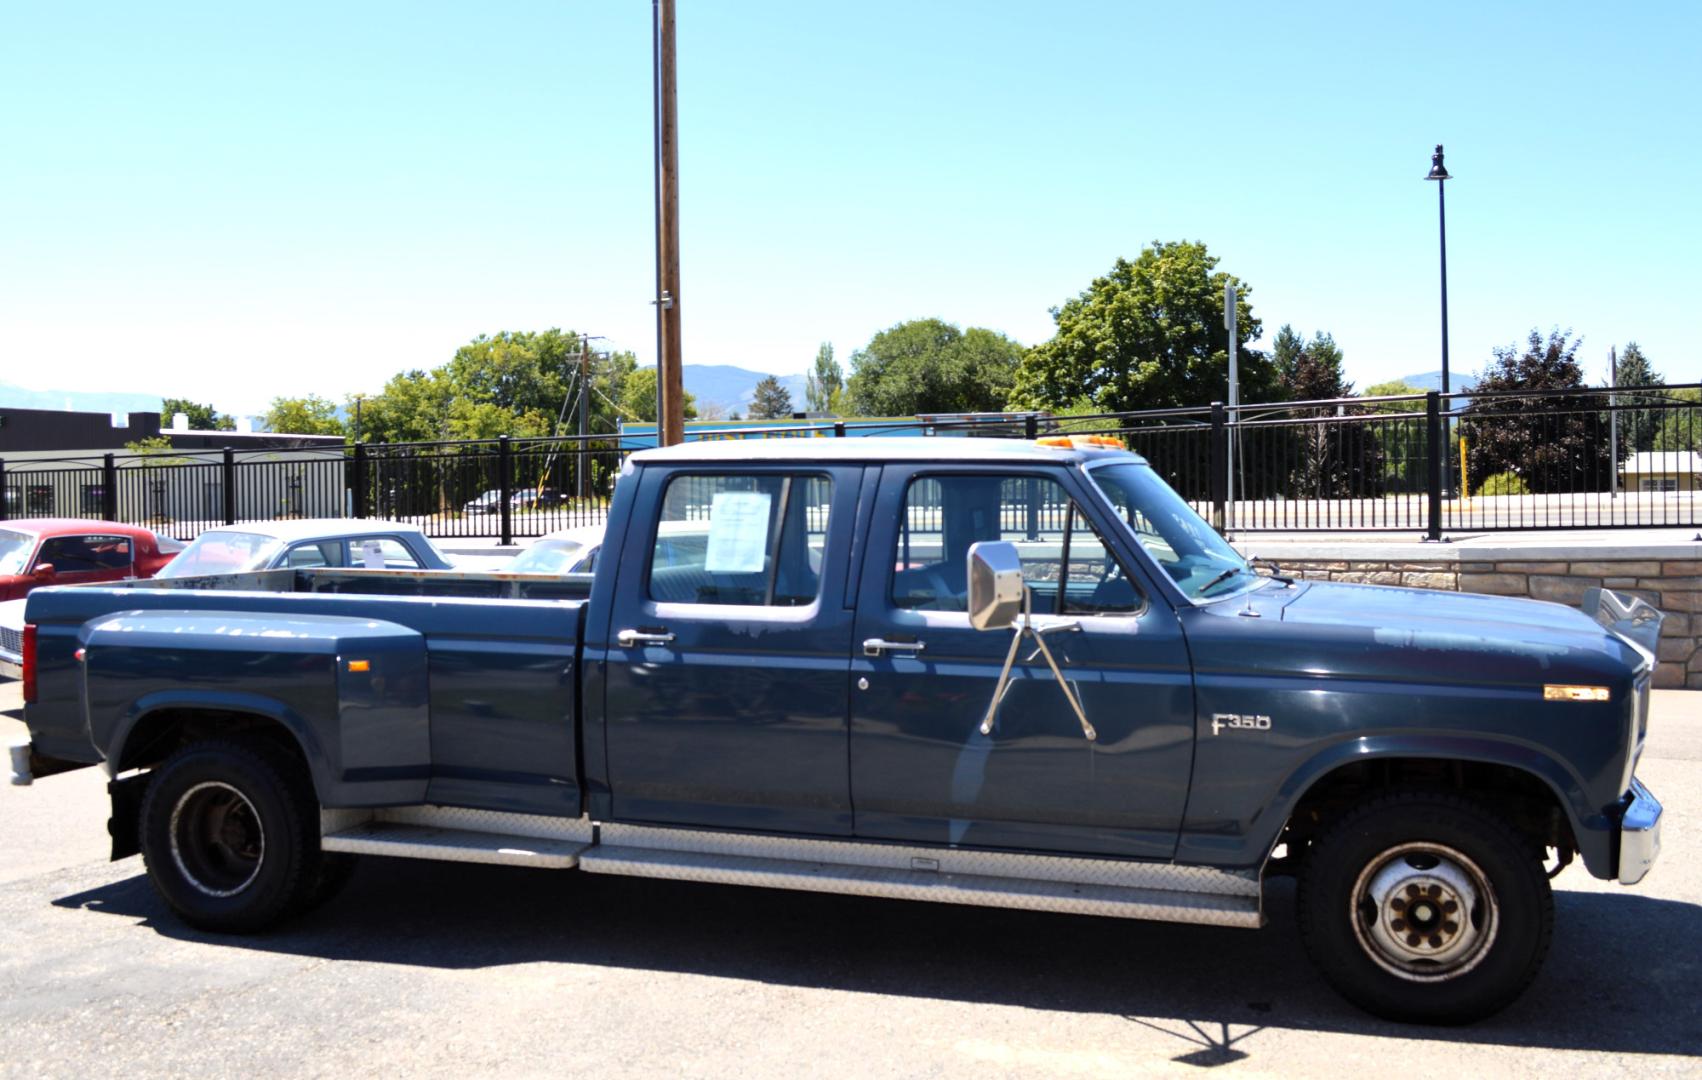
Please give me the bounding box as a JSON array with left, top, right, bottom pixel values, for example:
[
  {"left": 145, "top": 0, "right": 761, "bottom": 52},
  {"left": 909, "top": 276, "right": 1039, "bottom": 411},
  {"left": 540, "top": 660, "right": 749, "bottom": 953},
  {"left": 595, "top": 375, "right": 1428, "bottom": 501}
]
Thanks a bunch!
[{"left": 0, "top": 519, "right": 183, "bottom": 601}]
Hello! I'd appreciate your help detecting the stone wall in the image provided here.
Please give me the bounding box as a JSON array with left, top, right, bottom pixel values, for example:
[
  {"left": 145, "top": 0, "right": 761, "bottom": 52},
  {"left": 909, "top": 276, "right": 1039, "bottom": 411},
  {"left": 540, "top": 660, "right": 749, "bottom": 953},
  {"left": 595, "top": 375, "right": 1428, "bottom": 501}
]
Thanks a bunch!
[{"left": 1264, "top": 554, "right": 1701, "bottom": 690}]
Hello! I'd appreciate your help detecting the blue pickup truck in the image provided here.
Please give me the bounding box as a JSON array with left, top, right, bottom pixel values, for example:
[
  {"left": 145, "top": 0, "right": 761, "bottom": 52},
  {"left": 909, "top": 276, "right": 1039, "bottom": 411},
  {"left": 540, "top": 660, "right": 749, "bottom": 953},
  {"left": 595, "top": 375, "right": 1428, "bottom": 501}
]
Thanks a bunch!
[{"left": 8, "top": 437, "right": 1664, "bottom": 1024}]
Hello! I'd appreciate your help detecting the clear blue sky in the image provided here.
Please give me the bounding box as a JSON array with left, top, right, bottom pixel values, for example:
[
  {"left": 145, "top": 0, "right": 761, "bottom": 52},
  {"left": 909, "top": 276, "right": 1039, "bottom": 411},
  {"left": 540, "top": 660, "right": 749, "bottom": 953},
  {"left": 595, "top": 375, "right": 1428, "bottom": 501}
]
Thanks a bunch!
[{"left": 2, "top": 1, "right": 1696, "bottom": 414}]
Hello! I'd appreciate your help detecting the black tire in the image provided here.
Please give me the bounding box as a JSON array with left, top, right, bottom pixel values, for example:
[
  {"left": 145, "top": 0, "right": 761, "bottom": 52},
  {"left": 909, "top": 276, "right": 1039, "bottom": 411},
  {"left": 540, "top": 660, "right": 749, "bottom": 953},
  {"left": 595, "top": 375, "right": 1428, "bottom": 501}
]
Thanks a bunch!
[
  {"left": 1297, "top": 791, "right": 1553, "bottom": 1025},
  {"left": 138, "top": 737, "right": 322, "bottom": 933},
  {"left": 297, "top": 851, "right": 358, "bottom": 915}
]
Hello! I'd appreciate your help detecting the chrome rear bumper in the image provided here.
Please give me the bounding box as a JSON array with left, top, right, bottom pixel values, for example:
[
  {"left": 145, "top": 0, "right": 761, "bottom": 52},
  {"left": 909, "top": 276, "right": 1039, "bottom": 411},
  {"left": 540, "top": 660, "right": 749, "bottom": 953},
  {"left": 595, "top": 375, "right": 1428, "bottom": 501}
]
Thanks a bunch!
[{"left": 1619, "top": 777, "right": 1662, "bottom": 885}]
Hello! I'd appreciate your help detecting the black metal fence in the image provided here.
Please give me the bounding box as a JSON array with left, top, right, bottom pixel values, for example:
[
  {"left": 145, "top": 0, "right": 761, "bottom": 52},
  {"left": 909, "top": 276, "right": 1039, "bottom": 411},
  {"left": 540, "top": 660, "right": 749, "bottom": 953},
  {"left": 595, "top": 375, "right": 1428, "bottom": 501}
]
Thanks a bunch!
[{"left": 2, "top": 385, "right": 1696, "bottom": 542}]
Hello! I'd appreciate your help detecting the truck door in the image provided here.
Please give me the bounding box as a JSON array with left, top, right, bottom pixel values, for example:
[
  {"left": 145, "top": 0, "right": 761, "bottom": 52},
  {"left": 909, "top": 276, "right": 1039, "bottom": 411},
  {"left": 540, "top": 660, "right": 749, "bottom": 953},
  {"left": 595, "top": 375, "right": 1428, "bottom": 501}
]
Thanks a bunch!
[
  {"left": 849, "top": 464, "right": 1194, "bottom": 860},
  {"left": 602, "top": 463, "right": 862, "bottom": 835}
]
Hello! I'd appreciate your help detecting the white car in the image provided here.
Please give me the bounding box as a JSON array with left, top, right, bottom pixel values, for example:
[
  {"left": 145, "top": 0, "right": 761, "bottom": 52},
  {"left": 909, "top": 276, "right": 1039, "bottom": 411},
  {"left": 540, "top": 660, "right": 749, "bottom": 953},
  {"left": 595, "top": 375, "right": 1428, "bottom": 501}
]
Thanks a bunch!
[
  {"left": 508, "top": 525, "right": 605, "bottom": 575},
  {"left": 156, "top": 519, "right": 461, "bottom": 578}
]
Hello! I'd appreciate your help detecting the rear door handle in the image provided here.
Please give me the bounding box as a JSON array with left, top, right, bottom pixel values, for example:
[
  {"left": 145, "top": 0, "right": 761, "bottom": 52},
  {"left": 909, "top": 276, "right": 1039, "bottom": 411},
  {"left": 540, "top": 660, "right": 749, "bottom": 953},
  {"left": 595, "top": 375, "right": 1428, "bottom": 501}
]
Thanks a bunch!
[
  {"left": 863, "top": 637, "right": 925, "bottom": 657},
  {"left": 618, "top": 628, "right": 676, "bottom": 647}
]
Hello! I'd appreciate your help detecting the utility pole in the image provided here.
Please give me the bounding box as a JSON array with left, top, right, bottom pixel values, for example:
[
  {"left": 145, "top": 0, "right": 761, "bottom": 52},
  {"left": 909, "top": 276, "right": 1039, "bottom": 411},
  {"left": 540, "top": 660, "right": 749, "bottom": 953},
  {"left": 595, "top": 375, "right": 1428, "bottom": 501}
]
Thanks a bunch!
[
  {"left": 577, "top": 333, "right": 591, "bottom": 500},
  {"left": 1224, "top": 281, "right": 1238, "bottom": 534},
  {"left": 1609, "top": 345, "right": 1619, "bottom": 500},
  {"left": 655, "top": 0, "right": 684, "bottom": 446}
]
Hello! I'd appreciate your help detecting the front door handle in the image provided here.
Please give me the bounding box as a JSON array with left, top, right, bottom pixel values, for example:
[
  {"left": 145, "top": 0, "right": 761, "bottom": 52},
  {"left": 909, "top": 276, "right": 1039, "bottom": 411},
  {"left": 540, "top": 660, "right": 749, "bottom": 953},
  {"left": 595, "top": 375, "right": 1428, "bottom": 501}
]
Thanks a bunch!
[
  {"left": 863, "top": 637, "right": 925, "bottom": 657},
  {"left": 618, "top": 628, "right": 676, "bottom": 647}
]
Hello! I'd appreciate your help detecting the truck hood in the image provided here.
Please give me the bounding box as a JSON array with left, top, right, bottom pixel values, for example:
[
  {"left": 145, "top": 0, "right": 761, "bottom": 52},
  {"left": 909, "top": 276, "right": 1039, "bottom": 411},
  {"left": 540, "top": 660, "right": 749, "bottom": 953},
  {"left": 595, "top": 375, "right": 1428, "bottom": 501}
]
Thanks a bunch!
[{"left": 1267, "top": 580, "right": 1645, "bottom": 685}]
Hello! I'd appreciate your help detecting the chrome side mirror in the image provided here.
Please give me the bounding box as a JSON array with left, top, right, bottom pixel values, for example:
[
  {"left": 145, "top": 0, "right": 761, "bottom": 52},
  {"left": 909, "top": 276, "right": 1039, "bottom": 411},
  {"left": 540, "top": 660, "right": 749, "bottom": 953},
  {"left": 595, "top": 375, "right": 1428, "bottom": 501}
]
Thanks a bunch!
[{"left": 967, "top": 541, "right": 1024, "bottom": 631}]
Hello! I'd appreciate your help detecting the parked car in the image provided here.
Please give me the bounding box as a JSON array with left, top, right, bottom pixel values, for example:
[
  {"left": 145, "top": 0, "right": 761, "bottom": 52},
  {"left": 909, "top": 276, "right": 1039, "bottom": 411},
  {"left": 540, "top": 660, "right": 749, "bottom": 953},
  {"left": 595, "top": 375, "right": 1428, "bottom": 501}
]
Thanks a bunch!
[
  {"left": 153, "top": 519, "right": 458, "bottom": 579},
  {"left": 462, "top": 490, "right": 503, "bottom": 516},
  {"left": 508, "top": 525, "right": 604, "bottom": 575},
  {"left": 507, "top": 521, "right": 710, "bottom": 577},
  {"left": 509, "top": 488, "right": 570, "bottom": 511},
  {"left": 0, "top": 519, "right": 181, "bottom": 602},
  {"left": 0, "top": 519, "right": 182, "bottom": 677},
  {"left": 11, "top": 437, "right": 1663, "bottom": 1024}
]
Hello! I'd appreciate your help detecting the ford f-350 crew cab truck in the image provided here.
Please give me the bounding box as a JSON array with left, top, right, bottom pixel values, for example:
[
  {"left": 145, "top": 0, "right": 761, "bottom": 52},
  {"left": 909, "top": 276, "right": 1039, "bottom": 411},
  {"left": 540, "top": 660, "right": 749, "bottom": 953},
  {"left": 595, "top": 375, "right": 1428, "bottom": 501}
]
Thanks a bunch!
[{"left": 10, "top": 437, "right": 1664, "bottom": 1024}]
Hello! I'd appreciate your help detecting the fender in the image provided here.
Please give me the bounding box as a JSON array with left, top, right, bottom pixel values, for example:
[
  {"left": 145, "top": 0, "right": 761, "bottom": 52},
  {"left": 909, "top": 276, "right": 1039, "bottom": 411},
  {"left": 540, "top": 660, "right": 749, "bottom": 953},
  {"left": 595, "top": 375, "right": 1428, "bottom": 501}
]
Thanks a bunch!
[
  {"left": 104, "top": 689, "right": 336, "bottom": 799},
  {"left": 1243, "top": 733, "right": 1613, "bottom": 878}
]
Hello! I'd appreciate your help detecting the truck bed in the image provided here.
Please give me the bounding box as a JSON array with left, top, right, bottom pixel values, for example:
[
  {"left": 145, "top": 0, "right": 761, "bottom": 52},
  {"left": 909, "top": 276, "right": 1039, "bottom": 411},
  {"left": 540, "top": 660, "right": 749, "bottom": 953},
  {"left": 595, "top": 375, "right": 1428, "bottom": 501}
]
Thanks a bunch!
[{"left": 21, "top": 568, "right": 590, "bottom": 816}]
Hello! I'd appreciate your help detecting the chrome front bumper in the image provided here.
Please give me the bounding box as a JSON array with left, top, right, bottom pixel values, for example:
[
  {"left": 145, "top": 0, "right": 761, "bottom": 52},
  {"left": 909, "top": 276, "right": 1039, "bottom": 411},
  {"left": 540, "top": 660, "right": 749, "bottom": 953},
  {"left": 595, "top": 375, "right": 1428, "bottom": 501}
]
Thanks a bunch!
[{"left": 1619, "top": 777, "right": 1662, "bottom": 885}]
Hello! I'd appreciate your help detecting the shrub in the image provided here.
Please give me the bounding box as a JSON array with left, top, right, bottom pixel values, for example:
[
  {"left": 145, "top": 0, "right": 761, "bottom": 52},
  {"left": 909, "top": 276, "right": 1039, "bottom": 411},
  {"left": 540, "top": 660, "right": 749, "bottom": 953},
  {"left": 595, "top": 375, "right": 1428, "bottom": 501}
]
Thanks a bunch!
[{"left": 1478, "top": 471, "right": 1531, "bottom": 496}]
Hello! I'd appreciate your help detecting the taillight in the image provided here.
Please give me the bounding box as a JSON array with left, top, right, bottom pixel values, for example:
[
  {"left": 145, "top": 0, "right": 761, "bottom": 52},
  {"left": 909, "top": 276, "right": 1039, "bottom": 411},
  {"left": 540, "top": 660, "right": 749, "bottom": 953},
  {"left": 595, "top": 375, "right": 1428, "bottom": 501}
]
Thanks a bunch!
[{"left": 21, "top": 624, "right": 37, "bottom": 704}]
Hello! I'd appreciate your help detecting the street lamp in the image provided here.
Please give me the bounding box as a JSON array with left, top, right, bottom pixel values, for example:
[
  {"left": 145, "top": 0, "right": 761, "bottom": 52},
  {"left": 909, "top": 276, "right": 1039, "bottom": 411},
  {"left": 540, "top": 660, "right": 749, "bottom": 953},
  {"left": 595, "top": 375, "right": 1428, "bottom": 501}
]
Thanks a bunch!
[{"left": 1425, "top": 144, "right": 1451, "bottom": 397}]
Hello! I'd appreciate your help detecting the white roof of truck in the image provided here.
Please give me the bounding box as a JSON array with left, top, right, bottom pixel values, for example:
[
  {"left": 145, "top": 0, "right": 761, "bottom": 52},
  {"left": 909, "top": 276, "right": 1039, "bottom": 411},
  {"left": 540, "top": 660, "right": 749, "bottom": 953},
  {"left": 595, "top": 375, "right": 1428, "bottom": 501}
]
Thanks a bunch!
[{"left": 629, "top": 436, "right": 1144, "bottom": 466}]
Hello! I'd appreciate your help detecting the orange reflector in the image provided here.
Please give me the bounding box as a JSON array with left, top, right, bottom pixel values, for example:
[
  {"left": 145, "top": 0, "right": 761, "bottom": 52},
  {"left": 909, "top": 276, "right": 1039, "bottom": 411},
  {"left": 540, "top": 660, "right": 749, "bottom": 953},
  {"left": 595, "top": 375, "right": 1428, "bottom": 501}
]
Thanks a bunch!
[
  {"left": 1036, "top": 435, "right": 1127, "bottom": 450},
  {"left": 347, "top": 660, "right": 371, "bottom": 673},
  {"left": 1543, "top": 684, "right": 1609, "bottom": 702}
]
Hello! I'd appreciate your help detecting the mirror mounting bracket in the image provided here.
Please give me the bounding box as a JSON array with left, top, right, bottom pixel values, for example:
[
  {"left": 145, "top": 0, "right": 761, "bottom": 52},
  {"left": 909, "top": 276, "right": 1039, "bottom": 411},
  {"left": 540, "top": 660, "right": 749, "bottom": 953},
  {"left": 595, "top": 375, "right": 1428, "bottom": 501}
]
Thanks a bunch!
[{"left": 978, "top": 587, "right": 1094, "bottom": 742}]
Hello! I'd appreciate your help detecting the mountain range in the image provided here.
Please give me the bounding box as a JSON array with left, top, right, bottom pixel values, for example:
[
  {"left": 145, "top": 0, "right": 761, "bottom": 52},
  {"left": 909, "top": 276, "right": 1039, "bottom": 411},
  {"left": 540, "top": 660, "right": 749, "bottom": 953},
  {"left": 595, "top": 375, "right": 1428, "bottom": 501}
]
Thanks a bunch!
[
  {"left": 667, "top": 364, "right": 811, "bottom": 414},
  {"left": 0, "top": 381, "right": 165, "bottom": 416}
]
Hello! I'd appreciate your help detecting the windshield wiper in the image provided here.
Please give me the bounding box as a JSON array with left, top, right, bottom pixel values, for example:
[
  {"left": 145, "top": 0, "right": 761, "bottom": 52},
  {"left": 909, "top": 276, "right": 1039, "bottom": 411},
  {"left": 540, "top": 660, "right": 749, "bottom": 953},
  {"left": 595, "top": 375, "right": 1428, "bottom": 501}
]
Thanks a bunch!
[
  {"left": 1247, "top": 555, "right": 1295, "bottom": 585},
  {"left": 1197, "top": 566, "right": 1245, "bottom": 596}
]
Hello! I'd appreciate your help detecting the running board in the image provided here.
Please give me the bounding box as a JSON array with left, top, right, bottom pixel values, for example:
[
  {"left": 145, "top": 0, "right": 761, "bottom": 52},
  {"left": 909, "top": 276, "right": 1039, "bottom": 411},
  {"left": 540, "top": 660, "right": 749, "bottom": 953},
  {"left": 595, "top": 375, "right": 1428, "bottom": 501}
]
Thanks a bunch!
[
  {"left": 578, "top": 846, "right": 1261, "bottom": 927},
  {"left": 316, "top": 810, "right": 1263, "bottom": 927},
  {"left": 321, "top": 806, "right": 594, "bottom": 869},
  {"left": 581, "top": 823, "right": 1263, "bottom": 928}
]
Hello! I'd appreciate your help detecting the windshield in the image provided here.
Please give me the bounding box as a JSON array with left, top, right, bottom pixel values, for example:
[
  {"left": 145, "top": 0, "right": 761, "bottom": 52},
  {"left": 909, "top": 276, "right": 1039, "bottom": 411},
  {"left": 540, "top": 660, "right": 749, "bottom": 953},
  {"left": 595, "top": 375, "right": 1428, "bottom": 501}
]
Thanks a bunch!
[
  {"left": 156, "top": 530, "right": 285, "bottom": 578},
  {"left": 1086, "top": 462, "right": 1259, "bottom": 601},
  {"left": 510, "top": 539, "right": 588, "bottom": 575},
  {"left": 0, "top": 530, "right": 34, "bottom": 576}
]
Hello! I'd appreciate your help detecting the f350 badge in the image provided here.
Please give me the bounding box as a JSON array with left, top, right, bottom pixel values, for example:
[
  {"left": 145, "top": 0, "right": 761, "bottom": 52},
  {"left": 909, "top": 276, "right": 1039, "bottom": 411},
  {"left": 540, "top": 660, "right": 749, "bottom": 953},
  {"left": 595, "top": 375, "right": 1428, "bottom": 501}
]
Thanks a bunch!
[{"left": 1211, "top": 713, "right": 1272, "bottom": 736}]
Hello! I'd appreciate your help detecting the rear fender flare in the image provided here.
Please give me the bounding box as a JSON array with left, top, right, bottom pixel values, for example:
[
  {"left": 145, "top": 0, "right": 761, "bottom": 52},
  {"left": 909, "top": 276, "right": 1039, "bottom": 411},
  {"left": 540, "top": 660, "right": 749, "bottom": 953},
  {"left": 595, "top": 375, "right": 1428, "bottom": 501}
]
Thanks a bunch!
[{"left": 104, "top": 690, "right": 333, "bottom": 799}]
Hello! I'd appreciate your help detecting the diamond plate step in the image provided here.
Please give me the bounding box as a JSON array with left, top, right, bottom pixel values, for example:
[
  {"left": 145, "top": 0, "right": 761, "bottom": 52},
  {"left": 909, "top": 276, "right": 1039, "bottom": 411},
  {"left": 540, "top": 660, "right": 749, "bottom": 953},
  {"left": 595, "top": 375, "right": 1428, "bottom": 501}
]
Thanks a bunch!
[
  {"left": 578, "top": 846, "right": 1262, "bottom": 927},
  {"left": 323, "top": 821, "right": 589, "bottom": 868}
]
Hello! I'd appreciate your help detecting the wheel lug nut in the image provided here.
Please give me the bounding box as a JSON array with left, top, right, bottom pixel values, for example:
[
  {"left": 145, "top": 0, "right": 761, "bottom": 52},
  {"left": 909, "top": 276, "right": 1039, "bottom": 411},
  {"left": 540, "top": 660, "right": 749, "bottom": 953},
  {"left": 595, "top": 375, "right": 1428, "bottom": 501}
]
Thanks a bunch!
[
  {"left": 1405, "top": 884, "right": 1420, "bottom": 898},
  {"left": 1427, "top": 884, "right": 1442, "bottom": 898},
  {"left": 1442, "top": 900, "right": 1458, "bottom": 914},
  {"left": 1391, "top": 919, "right": 1407, "bottom": 932},
  {"left": 1428, "top": 935, "right": 1442, "bottom": 948},
  {"left": 1391, "top": 898, "right": 1407, "bottom": 911},
  {"left": 1442, "top": 921, "right": 1458, "bottom": 934},
  {"left": 1406, "top": 933, "right": 1421, "bottom": 947}
]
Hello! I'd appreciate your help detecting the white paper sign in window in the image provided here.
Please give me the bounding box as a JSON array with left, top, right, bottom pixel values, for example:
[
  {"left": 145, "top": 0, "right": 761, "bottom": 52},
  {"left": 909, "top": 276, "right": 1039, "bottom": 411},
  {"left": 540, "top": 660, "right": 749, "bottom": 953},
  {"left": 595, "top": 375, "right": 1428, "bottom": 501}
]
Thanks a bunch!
[
  {"left": 703, "top": 492, "right": 771, "bottom": 573},
  {"left": 360, "top": 539, "right": 385, "bottom": 569}
]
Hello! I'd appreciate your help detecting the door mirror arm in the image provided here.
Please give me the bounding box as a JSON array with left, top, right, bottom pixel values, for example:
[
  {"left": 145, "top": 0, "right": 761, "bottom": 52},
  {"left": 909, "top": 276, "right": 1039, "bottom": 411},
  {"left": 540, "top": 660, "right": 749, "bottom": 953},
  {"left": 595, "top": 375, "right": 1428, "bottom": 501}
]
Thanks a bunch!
[{"left": 967, "top": 542, "right": 1094, "bottom": 742}]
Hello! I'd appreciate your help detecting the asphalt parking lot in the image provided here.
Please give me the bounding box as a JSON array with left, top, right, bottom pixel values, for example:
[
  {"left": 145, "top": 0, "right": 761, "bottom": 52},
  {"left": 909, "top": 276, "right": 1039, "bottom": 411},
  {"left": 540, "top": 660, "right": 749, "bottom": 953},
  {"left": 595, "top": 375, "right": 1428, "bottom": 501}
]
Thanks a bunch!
[{"left": 2, "top": 681, "right": 1699, "bottom": 1079}]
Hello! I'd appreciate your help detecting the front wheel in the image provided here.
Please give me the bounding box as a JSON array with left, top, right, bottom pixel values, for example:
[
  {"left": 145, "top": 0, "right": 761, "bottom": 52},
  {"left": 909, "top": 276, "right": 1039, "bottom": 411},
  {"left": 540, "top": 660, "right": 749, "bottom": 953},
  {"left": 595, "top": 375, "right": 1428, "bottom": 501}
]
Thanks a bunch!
[
  {"left": 1297, "top": 791, "right": 1553, "bottom": 1024},
  {"left": 138, "top": 738, "right": 322, "bottom": 933}
]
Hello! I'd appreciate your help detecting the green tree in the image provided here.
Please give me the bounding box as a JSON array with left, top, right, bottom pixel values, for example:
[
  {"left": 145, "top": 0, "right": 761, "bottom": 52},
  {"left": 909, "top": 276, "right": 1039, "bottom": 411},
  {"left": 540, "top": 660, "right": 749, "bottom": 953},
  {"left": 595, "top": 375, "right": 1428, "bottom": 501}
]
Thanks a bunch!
[
  {"left": 749, "top": 375, "right": 795, "bottom": 419},
  {"left": 1462, "top": 328, "right": 1610, "bottom": 493},
  {"left": 1360, "top": 379, "right": 1429, "bottom": 493},
  {"left": 1611, "top": 342, "right": 1667, "bottom": 456},
  {"left": 1363, "top": 378, "right": 1425, "bottom": 406},
  {"left": 847, "top": 319, "right": 1023, "bottom": 416},
  {"left": 617, "top": 367, "right": 698, "bottom": 423},
  {"left": 351, "top": 330, "right": 643, "bottom": 444},
  {"left": 264, "top": 395, "right": 345, "bottom": 436},
  {"left": 1272, "top": 326, "right": 1350, "bottom": 401},
  {"left": 1652, "top": 387, "right": 1700, "bottom": 452},
  {"left": 804, "top": 342, "right": 843, "bottom": 413},
  {"left": 162, "top": 398, "right": 234, "bottom": 431},
  {"left": 351, "top": 369, "right": 454, "bottom": 444},
  {"left": 1010, "top": 241, "right": 1273, "bottom": 413},
  {"left": 1614, "top": 342, "right": 1663, "bottom": 389},
  {"left": 1259, "top": 325, "right": 1373, "bottom": 498}
]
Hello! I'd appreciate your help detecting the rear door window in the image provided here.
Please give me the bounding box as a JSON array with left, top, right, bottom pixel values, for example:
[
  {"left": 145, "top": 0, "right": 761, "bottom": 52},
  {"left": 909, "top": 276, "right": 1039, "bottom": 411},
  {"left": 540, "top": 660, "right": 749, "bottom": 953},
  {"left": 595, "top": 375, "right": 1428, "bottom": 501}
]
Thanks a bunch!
[{"left": 648, "top": 473, "right": 831, "bottom": 606}]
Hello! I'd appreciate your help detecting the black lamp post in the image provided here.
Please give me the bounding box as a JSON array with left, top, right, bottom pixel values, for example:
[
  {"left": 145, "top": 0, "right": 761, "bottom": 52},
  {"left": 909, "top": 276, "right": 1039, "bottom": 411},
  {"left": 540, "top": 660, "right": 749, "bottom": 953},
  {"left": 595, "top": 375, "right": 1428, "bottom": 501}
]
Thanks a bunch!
[{"left": 1425, "top": 145, "right": 1452, "bottom": 397}]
